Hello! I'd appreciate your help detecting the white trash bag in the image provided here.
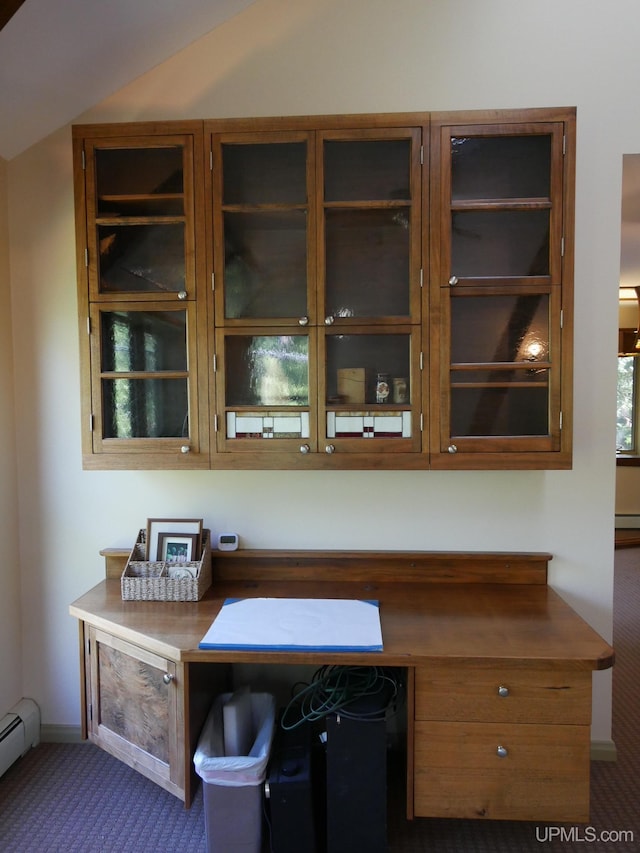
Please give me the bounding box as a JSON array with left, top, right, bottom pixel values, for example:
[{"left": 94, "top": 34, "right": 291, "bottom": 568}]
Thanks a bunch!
[{"left": 194, "top": 692, "right": 276, "bottom": 787}]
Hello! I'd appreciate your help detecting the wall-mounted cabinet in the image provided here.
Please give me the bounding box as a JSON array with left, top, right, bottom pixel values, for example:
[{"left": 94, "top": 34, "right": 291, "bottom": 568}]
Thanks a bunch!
[
  {"left": 429, "top": 114, "right": 574, "bottom": 469},
  {"left": 73, "top": 108, "right": 575, "bottom": 470}
]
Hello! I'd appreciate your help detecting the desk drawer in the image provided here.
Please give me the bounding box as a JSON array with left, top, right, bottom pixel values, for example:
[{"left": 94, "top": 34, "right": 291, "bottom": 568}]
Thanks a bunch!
[
  {"left": 414, "top": 664, "right": 591, "bottom": 724},
  {"left": 414, "top": 720, "right": 590, "bottom": 822}
]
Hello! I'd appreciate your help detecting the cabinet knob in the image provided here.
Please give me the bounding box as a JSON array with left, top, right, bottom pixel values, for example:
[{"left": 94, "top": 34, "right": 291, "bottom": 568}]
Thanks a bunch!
[
  {"left": 299, "top": 444, "right": 310, "bottom": 454},
  {"left": 180, "top": 445, "right": 190, "bottom": 454},
  {"left": 496, "top": 745, "right": 508, "bottom": 758},
  {"left": 298, "top": 316, "right": 309, "bottom": 326},
  {"left": 448, "top": 444, "right": 457, "bottom": 454},
  {"left": 448, "top": 275, "right": 458, "bottom": 286},
  {"left": 324, "top": 315, "right": 335, "bottom": 325},
  {"left": 177, "top": 290, "right": 188, "bottom": 300},
  {"left": 498, "top": 685, "right": 510, "bottom": 697},
  {"left": 325, "top": 444, "right": 335, "bottom": 454},
  {"left": 163, "top": 673, "right": 175, "bottom": 685}
]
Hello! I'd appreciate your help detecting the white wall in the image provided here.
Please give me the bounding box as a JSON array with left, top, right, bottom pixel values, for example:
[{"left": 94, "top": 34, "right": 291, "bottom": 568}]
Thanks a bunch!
[
  {"left": 0, "top": 155, "right": 22, "bottom": 716},
  {"left": 8, "top": 0, "right": 629, "bottom": 746}
]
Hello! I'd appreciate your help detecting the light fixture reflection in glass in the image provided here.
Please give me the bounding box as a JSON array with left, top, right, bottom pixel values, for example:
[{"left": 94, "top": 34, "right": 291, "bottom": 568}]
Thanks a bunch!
[{"left": 525, "top": 340, "right": 544, "bottom": 361}]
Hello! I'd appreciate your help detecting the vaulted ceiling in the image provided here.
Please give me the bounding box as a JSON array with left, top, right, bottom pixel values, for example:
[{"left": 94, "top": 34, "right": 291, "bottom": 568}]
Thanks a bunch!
[
  {"left": 2, "top": 0, "right": 639, "bottom": 293},
  {"left": 0, "top": 0, "right": 256, "bottom": 160}
]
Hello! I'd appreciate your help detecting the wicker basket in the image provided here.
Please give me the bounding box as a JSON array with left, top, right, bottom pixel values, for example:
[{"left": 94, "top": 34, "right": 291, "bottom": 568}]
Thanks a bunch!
[{"left": 121, "top": 529, "right": 212, "bottom": 601}]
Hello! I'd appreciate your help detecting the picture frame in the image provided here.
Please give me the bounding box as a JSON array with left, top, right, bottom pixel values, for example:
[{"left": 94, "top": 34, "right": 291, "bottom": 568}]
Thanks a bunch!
[
  {"left": 158, "top": 532, "right": 200, "bottom": 564},
  {"left": 166, "top": 564, "right": 198, "bottom": 580},
  {"left": 145, "top": 518, "right": 203, "bottom": 561}
]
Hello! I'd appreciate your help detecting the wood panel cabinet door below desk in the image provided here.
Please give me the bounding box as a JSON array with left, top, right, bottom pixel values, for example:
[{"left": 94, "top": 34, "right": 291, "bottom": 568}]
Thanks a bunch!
[{"left": 85, "top": 627, "right": 185, "bottom": 801}]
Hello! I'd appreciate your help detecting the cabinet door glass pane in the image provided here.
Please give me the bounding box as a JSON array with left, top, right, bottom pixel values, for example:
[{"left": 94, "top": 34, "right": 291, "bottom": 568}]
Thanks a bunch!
[
  {"left": 101, "top": 310, "right": 187, "bottom": 372},
  {"left": 326, "top": 334, "right": 411, "bottom": 405},
  {"left": 102, "top": 378, "right": 189, "bottom": 438},
  {"left": 451, "top": 136, "right": 551, "bottom": 200},
  {"left": 224, "top": 335, "right": 309, "bottom": 407},
  {"left": 96, "top": 146, "right": 184, "bottom": 216},
  {"left": 451, "top": 295, "right": 549, "bottom": 365},
  {"left": 450, "top": 294, "right": 550, "bottom": 437},
  {"left": 451, "top": 210, "right": 549, "bottom": 278},
  {"left": 324, "top": 140, "right": 411, "bottom": 202},
  {"left": 325, "top": 210, "right": 410, "bottom": 318},
  {"left": 222, "top": 142, "right": 307, "bottom": 205},
  {"left": 224, "top": 212, "right": 307, "bottom": 318},
  {"left": 450, "top": 381, "right": 549, "bottom": 436},
  {"left": 98, "top": 223, "right": 186, "bottom": 293}
]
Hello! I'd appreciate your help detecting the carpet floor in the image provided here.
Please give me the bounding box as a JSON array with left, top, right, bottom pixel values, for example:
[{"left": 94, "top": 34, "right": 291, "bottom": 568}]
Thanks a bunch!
[{"left": 1, "top": 549, "right": 638, "bottom": 852}]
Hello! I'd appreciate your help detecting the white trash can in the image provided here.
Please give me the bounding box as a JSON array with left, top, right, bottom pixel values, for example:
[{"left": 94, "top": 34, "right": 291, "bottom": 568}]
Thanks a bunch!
[{"left": 194, "top": 692, "right": 276, "bottom": 853}]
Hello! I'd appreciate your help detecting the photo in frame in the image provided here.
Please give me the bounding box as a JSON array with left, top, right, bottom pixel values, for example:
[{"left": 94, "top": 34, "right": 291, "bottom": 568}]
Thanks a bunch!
[
  {"left": 146, "top": 518, "right": 203, "bottom": 561},
  {"left": 158, "top": 532, "right": 200, "bottom": 564}
]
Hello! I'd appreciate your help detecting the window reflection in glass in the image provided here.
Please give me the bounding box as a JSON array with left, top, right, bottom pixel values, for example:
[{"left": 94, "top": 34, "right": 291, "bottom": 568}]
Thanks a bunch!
[
  {"left": 224, "top": 335, "right": 309, "bottom": 407},
  {"left": 102, "top": 378, "right": 189, "bottom": 438},
  {"left": 100, "top": 311, "right": 188, "bottom": 439},
  {"left": 617, "top": 356, "right": 637, "bottom": 452},
  {"left": 101, "top": 311, "right": 187, "bottom": 372}
]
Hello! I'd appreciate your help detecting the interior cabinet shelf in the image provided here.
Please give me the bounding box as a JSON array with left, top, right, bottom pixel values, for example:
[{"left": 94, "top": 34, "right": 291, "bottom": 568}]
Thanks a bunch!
[{"left": 451, "top": 199, "right": 552, "bottom": 210}]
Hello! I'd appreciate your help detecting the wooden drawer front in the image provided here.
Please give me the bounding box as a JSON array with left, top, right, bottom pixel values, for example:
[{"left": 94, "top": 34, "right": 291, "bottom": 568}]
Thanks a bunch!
[
  {"left": 414, "top": 720, "right": 590, "bottom": 822},
  {"left": 415, "top": 664, "right": 591, "bottom": 725}
]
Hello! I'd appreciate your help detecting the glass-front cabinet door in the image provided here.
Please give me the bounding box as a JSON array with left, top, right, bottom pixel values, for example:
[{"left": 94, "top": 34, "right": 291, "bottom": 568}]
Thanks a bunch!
[
  {"left": 89, "top": 302, "right": 203, "bottom": 458},
  {"left": 84, "top": 135, "right": 198, "bottom": 301},
  {"left": 212, "top": 132, "right": 315, "bottom": 325},
  {"left": 74, "top": 122, "right": 209, "bottom": 468},
  {"left": 214, "top": 328, "right": 317, "bottom": 454},
  {"left": 429, "top": 114, "right": 574, "bottom": 468},
  {"left": 320, "top": 327, "right": 422, "bottom": 454},
  {"left": 318, "top": 129, "right": 423, "bottom": 326},
  {"left": 210, "top": 119, "right": 426, "bottom": 465}
]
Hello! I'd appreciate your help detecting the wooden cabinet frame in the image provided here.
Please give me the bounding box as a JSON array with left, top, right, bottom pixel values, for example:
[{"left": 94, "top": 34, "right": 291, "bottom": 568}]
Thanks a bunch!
[{"left": 73, "top": 107, "right": 575, "bottom": 471}]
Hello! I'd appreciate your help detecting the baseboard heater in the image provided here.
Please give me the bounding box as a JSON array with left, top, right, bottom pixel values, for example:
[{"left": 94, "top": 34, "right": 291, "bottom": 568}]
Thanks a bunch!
[{"left": 0, "top": 699, "right": 40, "bottom": 779}]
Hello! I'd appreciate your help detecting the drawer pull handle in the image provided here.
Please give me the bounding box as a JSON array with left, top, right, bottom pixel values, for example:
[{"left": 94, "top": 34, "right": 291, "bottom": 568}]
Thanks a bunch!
[
  {"left": 497, "top": 685, "right": 510, "bottom": 697},
  {"left": 163, "top": 673, "right": 174, "bottom": 685},
  {"left": 496, "top": 745, "right": 508, "bottom": 758}
]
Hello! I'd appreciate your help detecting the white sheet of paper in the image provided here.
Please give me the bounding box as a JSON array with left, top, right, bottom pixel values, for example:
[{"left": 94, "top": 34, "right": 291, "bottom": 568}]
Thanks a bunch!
[{"left": 199, "top": 598, "right": 383, "bottom": 652}]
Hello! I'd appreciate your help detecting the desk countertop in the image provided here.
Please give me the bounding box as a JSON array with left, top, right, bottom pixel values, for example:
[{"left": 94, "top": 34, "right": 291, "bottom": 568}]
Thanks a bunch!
[{"left": 70, "top": 577, "right": 614, "bottom": 672}]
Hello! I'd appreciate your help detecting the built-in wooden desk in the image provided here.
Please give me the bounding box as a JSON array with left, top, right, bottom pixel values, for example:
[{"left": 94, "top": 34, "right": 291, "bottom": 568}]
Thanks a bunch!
[{"left": 69, "top": 550, "right": 614, "bottom": 821}]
